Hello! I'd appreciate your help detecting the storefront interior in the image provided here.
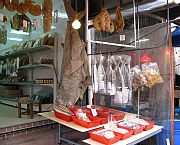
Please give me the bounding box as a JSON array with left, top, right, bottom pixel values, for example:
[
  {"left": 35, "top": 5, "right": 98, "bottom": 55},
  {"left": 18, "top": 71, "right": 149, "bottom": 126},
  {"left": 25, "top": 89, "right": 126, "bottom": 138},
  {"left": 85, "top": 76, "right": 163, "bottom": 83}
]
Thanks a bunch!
[{"left": 1, "top": 0, "right": 180, "bottom": 144}]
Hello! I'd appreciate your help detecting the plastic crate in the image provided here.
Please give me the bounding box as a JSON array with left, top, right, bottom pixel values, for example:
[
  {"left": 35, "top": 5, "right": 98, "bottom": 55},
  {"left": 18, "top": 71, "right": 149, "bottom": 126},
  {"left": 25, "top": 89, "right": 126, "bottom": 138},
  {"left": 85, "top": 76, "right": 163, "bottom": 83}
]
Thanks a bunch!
[
  {"left": 89, "top": 128, "right": 121, "bottom": 145},
  {"left": 72, "top": 114, "right": 101, "bottom": 128},
  {"left": 54, "top": 110, "right": 74, "bottom": 122},
  {"left": 99, "top": 109, "right": 125, "bottom": 121},
  {"left": 116, "top": 125, "right": 134, "bottom": 140}
]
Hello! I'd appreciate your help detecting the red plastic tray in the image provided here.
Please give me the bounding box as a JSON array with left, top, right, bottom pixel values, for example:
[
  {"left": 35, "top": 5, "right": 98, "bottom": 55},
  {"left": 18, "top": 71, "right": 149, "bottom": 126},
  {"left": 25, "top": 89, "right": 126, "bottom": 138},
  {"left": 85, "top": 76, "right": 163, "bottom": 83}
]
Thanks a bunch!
[
  {"left": 72, "top": 114, "right": 101, "bottom": 128},
  {"left": 70, "top": 106, "right": 92, "bottom": 115},
  {"left": 54, "top": 110, "right": 74, "bottom": 122},
  {"left": 139, "top": 120, "right": 155, "bottom": 131},
  {"left": 98, "top": 109, "right": 125, "bottom": 121},
  {"left": 93, "top": 113, "right": 109, "bottom": 124},
  {"left": 117, "top": 123, "right": 144, "bottom": 135},
  {"left": 116, "top": 125, "right": 134, "bottom": 139},
  {"left": 132, "top": 125, "right": 144, "bottom": 135},
  {"left": 89, "top": 128, "right": 121, "bottom": 145}
]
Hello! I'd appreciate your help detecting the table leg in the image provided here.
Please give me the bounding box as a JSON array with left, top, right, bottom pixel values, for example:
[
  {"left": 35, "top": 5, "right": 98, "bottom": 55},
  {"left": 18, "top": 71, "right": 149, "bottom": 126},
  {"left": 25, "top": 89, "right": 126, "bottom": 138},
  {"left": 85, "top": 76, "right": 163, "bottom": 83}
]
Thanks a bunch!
[
  {"left": 38, "top": 102, "right": 42, "bottom": 113},
  {"left": 29, "top": 103, "right": 33, "bottom": 119},
  {"left": 18, "top": 102, "right": 21, "bottom": 118},
  {"left": 58, "top": 123, "right": 61, "bottom": 144},
  {"left": 27, "top": 104, "right": 30, "bottom": 115}
]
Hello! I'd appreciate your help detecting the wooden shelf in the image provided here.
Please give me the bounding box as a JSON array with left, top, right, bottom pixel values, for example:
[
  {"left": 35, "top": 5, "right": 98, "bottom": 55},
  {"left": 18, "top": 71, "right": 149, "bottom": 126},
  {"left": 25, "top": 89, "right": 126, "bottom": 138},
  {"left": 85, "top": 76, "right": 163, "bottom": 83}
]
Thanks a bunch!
[
  {"left": 0, "top": 45, "right": 54, "bottom": 59},
  {"left": 0, "top": 82, "right": 53, "bottom": 87},
  {"left": 19, "top": 64, "right": 53, "bottom": 69}
]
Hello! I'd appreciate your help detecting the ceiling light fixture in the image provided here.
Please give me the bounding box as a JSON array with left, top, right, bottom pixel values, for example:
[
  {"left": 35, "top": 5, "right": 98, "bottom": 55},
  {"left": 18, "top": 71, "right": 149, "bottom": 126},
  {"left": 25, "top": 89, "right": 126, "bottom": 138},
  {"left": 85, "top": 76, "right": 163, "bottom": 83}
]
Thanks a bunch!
[
  {"left": 10, "top": 30, "right": 29, "bottom": 35},
  {"left": 7, "top": 37, "right": 23, "bottom": 41},
  {"left": 72, "top": 0, "right": 81, "bottom": 29}
]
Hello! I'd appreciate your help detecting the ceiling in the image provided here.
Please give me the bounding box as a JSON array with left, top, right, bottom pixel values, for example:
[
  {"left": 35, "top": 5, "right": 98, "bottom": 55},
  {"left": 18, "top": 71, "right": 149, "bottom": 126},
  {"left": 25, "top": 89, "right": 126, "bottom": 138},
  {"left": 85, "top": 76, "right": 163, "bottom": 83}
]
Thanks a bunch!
[{"left": 87, "top": 0, "right": 180, "bottom": 25}]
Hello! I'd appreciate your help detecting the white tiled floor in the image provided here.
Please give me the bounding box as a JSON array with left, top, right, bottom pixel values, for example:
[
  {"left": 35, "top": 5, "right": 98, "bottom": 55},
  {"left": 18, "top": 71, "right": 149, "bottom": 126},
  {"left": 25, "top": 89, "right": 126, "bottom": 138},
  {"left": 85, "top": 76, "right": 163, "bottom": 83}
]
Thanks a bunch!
[{"left": 0, "top": 103, "right": 46, "bottom": 128}]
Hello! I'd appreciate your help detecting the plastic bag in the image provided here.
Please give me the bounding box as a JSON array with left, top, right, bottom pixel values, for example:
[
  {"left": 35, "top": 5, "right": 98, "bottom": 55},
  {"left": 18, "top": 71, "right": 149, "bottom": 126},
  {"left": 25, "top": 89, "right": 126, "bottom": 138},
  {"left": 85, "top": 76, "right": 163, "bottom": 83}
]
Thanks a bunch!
[
  {"left": 131, "top": 65, "right": 147, "bottom": 91},
  {"left": 97, "top": 54, "right": 106, "bottom": 93},
  {"left": 106, "top": 54, "right": 113, "bottom": 94},
  {"left": 75, "top": 108, "right": 90, "bottom": 122},
  {"left": 142, "top": 62, "right": 164, "bottom": 87}
]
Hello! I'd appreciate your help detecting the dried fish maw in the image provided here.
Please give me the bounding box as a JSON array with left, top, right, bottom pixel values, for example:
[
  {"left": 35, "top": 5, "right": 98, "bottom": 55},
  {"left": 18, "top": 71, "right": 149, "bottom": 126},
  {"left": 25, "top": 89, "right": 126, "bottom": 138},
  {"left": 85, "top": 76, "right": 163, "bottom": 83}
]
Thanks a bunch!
[
  {"left": 114, "top": 3, "right": 124, "bottom": 32},
  {"left": 104, "top": 8, "right": 114, "bottom": 32},
  {"left": 92, "top": 8, "right": 106, "bottom": 31},
  {"left": 93, "top": 7, "right": 114, "bottom": 33}
]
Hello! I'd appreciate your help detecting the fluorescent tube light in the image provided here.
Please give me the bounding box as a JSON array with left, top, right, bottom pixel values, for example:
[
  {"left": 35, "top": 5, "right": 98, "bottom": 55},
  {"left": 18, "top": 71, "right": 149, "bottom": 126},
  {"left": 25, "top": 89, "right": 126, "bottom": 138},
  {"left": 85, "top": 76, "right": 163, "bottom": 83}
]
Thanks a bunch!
[
  {"left": 10, "top": 30, "right": 29, "bottom": 35},
  {"left": 7, "top": 37, "right": 23, "bottom": 41}
]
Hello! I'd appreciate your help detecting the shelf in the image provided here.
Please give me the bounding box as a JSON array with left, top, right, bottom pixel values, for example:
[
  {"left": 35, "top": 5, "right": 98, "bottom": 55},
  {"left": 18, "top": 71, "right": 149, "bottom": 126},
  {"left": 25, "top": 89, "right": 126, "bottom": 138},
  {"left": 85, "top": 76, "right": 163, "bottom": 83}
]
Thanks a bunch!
[
  {"left": 0, "top": 82, "right": 53, "bottom": 87},
  {"left": 19, "top": 64, "right": 53, "bottom": 69},
  {"left": 0, "top": 45, "right": 54, "bottom": 59}
]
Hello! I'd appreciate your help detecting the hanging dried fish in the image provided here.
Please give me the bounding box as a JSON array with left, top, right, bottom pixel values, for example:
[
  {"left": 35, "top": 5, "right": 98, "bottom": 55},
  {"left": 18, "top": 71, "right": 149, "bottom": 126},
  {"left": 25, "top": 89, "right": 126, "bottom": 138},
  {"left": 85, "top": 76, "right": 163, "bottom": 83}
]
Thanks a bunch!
[
  {"left": 93, "top": 8, "right": 114, "bottom": 33},
  {"left": 58, "top": 0, "right": 89, "bottom": 104},
  {"left": 114, "top": 2, "right": 124, "bottom": 32}
]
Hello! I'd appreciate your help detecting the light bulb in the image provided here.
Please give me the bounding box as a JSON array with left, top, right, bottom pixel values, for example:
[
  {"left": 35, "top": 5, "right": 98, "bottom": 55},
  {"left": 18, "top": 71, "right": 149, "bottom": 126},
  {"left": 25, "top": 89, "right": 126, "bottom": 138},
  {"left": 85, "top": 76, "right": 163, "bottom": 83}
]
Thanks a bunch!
[
  {"left": 72, "top": 19, "right": 81, "bottom": 29},
  {"left": 173, "top": 0, "right": 180, "bottom": 4}
]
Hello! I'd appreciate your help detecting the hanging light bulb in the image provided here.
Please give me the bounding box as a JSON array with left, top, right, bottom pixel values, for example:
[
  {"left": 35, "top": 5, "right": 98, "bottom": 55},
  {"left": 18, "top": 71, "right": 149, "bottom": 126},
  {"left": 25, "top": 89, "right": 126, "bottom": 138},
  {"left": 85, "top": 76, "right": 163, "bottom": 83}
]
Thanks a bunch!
[
  {"left": 72, "top": 14, "right": 81, "bottom": 29},
  {"left": 173, "top": 0, "right": 180, "bottom": 4},
  {"left": 72, "top": 0, "right": 81, "bottom": 29}
]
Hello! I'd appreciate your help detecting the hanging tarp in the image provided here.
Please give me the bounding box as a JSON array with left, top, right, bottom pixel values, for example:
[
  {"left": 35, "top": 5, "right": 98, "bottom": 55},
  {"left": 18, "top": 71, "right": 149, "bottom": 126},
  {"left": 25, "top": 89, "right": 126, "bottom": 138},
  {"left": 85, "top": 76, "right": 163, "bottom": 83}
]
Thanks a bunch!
[{"left": 172, "top": 27, "right": 180, "bottom": 47}]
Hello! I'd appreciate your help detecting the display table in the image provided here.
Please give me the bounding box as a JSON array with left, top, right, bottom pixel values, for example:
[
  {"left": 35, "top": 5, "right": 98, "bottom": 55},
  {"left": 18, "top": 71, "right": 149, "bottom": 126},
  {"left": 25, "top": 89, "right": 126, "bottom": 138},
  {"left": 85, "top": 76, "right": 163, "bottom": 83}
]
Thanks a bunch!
[
  {"left": 83, "top": 125, "right": 163, "bottom": 145},
  {"left": 39, "top": 111, "right": 163, "bottom": 145}
]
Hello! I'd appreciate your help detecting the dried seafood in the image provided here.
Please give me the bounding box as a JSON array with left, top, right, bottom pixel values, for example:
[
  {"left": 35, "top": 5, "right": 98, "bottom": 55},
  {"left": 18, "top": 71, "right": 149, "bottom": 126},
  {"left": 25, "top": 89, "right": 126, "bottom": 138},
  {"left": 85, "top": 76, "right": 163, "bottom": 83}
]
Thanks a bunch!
[{"left": 114, "top": 2, "right": 124, "bottom": 32}]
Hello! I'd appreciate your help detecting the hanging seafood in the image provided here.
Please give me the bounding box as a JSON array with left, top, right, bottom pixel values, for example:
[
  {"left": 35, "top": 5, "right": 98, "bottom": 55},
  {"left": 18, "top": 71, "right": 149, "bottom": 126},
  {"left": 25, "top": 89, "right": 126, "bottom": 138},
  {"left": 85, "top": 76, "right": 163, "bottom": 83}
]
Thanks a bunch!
[
  {"left": 0, "top": 0, "right": 4, "bottom": 9},
  {"left": 43, "top": 0, "right": 52, "bottom": 33},
  {"left": 120, "top": 54, "right": 131, "bottom": 104},
  {"left": 4, "top": 0, "right": 19, "bottom": 11},
  {"left": 92, "top": 55, "right": 98, "bottom": 93},
  {"left": 97, "top": 54, "right": 106, "bottom": 93},
  {"left": 92, "top": 8, "right": 114, "bottom": 33},
  {"left": 58, "top": 0, "right": 89, "bottom": 104},
  {"left": 106, "top": 54, "right": 113, "bottom": 94},
  {"left": 112, "top": 55, "right": 123, "bottom": 104},
  {"left": 114, "top": 2, "right": 124, "bottom": 32}
]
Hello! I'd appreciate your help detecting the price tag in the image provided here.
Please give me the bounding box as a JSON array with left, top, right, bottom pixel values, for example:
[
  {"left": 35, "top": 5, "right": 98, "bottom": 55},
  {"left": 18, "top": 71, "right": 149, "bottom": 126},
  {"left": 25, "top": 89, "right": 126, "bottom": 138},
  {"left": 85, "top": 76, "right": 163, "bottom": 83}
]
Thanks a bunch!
[
  {"left": 17, "top": 57, "right": 19, "bottom": 69},
  {"left": 0, "top": 13, "right": 3, "bottom": 22},
  {"left": 34, "top": 20, "right": 40, "bottom": 27},
  {"left": 119, "top": 35, "right": 126, "bottom": 41},
  {"left": 91, "top": 108, "right": 97, "bottom": 116},
  {"left": 23, "top": 20, "right": 27, "bottom": 28},
  {"left": 87, "top": 105, "right": 91, "bottom": 109}
]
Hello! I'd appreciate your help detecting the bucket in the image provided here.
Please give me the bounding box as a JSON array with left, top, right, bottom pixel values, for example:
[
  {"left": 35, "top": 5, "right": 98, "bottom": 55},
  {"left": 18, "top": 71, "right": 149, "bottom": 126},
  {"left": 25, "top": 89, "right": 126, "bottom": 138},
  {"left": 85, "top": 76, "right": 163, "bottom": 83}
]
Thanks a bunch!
[{"left": 156, "top": 120, "right": 180, "bottom": 145}]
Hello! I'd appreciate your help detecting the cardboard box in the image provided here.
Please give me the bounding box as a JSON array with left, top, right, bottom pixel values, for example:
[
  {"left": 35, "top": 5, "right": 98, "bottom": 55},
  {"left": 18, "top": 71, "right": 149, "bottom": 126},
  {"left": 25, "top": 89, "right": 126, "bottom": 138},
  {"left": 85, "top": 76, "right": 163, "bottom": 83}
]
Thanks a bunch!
[{"left": 4, "top": 90, "right": 22, "bottom": 99}]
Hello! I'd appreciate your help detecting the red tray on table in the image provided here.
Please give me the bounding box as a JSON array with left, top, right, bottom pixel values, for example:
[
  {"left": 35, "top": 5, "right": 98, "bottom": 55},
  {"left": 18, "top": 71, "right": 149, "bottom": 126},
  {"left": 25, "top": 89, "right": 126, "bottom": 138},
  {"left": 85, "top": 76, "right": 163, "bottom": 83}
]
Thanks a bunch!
[
  {"left": 54, "top": 109, "right": 74, "bottom": 122},
  {"left": 98, "top": 109, "right": 125, "bottom": 121},
  {"left": 72, "top": 114, "right": 101, "bottom": 128},
  {"left": 89, "top": 128, "right": 121, "bottom": 145},
  {"left": 115, "top": 125, "right": 134, "bottom": 140},
  {"left": 138, "top": 119, "right": 155, "bottom": 131}
]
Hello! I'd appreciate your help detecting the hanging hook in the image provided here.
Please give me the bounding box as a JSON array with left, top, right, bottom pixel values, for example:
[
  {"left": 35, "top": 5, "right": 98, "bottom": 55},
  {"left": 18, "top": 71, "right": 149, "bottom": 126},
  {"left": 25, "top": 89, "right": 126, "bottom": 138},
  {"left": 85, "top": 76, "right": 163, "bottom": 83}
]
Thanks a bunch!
[{"left": 102, "top": 0, "right": 105, "bottom": 7}]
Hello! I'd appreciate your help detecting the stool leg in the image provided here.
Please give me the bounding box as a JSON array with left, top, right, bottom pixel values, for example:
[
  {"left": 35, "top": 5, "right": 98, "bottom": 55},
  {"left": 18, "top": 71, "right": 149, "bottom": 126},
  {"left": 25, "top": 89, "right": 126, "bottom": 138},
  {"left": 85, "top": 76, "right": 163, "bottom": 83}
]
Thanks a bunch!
[
  {"left": 30, "top": 103, "right": 33, "bottom": 119},
  {"left": 18, "top": 102, "right": 21, "bottom": 118},
  {"left": 39, "top": 102, "right": 42, "bottom": 113},
  {"left": 27, "top": 104, "right": 30, "bottom": 115}
]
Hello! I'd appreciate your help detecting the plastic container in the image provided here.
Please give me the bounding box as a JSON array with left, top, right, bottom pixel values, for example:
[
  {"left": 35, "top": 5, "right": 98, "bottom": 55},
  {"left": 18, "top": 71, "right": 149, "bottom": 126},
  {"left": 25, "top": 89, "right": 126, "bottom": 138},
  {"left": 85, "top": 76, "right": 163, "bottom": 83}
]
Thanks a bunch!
[
  {"left": 89, "top": 128, "right": 121, "bottom": 145},
  {"left": 116, "top": 126, "right": 134, "bottom": 140},
  {"left": 72, "top": 114, "right": 101, "bottom": 128},
  {"left": 141, "top": 120, "right": 155, "bottom": 131},
  {"left": 99, "top": 109, "right": 125, "bottom": 121},
  {"left": 54, "top": 110, "right": 74, "bottom": 122},
  {"left": 156, "top": 120, "right": 180, "bottom": 145},
  {"left": 117, "top": 123, "right": 144, "bottom": 135}
]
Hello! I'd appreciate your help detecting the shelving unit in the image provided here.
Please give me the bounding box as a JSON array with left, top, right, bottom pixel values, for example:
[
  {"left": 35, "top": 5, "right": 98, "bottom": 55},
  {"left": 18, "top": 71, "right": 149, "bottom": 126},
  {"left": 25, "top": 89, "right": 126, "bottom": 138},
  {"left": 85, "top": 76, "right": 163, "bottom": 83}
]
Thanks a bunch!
[{"left": 0, "top": 34, "right": 58, "bottom": 106}]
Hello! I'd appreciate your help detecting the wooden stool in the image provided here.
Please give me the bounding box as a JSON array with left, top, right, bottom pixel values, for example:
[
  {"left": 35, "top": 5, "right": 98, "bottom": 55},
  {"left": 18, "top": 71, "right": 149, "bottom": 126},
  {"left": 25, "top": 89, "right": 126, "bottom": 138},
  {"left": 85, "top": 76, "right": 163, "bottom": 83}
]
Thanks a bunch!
[{"left": 18, "top": 101, "right": 42, "bottom": 119}]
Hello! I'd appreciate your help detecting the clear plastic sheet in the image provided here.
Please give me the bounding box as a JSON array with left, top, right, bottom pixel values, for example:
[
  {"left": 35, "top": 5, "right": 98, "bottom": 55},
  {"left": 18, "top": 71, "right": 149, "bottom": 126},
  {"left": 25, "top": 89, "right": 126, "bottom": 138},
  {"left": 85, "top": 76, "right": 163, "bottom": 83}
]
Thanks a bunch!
[{"left": 92, "top": 23, "right": 173, "bottom": 145}]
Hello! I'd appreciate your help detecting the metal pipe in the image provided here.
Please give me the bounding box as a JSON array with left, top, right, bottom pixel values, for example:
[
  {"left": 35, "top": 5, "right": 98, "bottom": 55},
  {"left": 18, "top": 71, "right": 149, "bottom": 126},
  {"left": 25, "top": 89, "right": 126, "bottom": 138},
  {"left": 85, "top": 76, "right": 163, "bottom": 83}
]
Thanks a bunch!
[{"left": 85, "top": 0, "right": 93, "bottom": 105}]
